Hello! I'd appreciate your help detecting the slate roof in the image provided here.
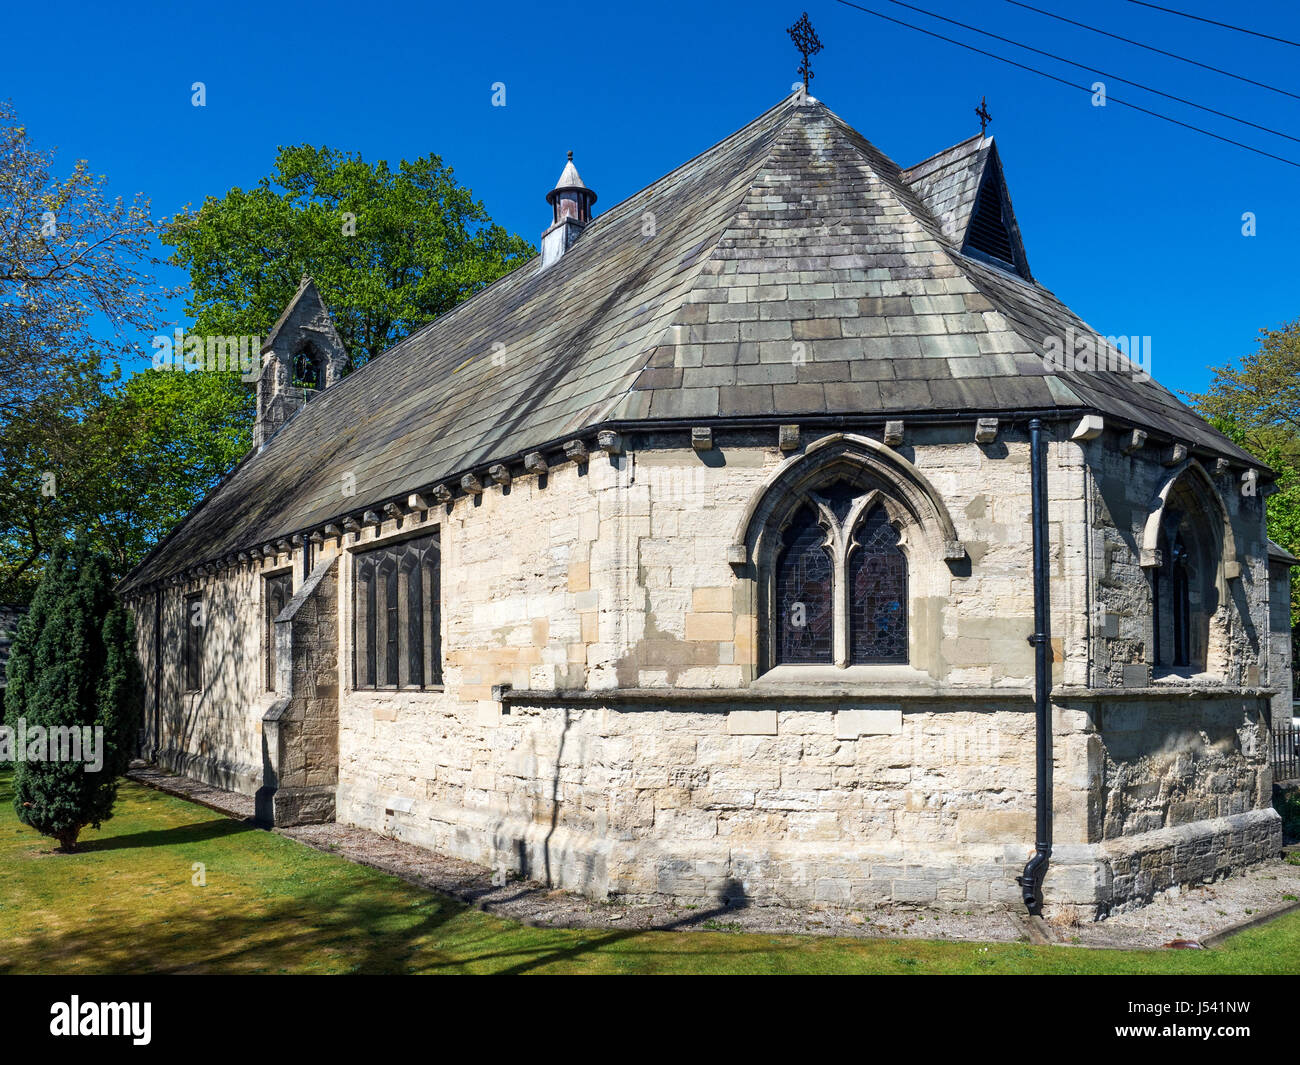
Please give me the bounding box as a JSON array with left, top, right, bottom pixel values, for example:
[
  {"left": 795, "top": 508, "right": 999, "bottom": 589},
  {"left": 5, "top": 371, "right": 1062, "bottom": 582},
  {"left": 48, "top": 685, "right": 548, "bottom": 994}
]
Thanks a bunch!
[
  {"left": 122, "top": 92, "right": 1261, "bottom": 591},
  {"left": 900, "top": 132, "right": 989, "bottom": 247},
  {"left": 1268, "top": 539, "right": 1300, "bottom": 567}
]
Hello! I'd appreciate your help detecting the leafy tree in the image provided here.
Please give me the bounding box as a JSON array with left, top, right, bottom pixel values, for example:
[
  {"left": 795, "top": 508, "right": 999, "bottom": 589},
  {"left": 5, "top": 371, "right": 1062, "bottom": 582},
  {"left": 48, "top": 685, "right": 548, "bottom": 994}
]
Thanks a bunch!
[
  {"left": 0, "top": 368, "right": 253, "bottom": 602},
  {"left": 0, "top": 99, "right": 170, "bottom": 421},
  {"left": 80, "top": 368, "right": 254, "bottom": 576},
  {"left": 161, "top": 144, "right": 534, "bottom": 366},
  {"left": 0, "top": 100, "right": 170, "bottom": 600},
  {"left": 3, "top": 539, "right": 143, "bottom": 851},
  {"left": 1, "top": 126, "right": 532, "bottom": 603},
  {"left": 1194, "top": 318, "right": 1300, "bottom": 465}
]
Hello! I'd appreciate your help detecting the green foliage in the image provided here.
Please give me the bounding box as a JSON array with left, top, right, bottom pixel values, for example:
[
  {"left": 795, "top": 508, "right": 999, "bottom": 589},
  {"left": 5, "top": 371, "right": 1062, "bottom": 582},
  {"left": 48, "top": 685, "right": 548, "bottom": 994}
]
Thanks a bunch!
[
  {"left": 78, "top": 368, "right": 254, "bottom": 575},
  {"left": 161, "top": 144, "right": 534, "bottom": 366},
  {"left": 0, "top": 141, "right": 534, "bottom": 603},
  {"left": 0, "top": 368, "right": 252, "bottom": 602},
  {"left": 1193, "top": 319, "right": 1300, "bottom": 454},
  {"left": 3, "top": 539, "right": 143, "bottom": 850},
  {"left": 2, "top": 131, "right": 531, "bottom": 602},
  {"left": 0, "top": 100, "right": 170, "bottom": 604}
]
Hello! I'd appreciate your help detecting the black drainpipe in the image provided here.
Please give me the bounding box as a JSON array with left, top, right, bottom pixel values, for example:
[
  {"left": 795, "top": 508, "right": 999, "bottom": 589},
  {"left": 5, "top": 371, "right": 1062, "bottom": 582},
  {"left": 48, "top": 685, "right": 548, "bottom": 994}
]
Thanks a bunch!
[{"left": 1017, "top": 417, "right": 1053, "bottom": 915}]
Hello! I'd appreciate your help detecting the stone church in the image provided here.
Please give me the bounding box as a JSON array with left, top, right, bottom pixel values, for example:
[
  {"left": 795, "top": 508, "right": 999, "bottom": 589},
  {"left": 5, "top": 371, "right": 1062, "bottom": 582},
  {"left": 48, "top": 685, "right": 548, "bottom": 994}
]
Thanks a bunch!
[{"left": 121, "top": 91, "right": 1294, "bottom": 916}]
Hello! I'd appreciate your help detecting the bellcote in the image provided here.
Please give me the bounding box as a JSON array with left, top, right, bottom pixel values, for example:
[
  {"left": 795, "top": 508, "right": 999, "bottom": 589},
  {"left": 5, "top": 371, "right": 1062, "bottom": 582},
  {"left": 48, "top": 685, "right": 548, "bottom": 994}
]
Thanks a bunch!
[{"left": 253, "top": 276, "right": 349, "bottom": 452}]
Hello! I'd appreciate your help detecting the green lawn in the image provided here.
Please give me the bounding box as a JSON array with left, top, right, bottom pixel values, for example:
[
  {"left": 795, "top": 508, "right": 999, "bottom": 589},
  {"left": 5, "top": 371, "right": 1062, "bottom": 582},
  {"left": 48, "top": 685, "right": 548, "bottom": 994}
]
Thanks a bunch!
[{"left": 1, "top": 769, "right": 1297, "bottom": 974}]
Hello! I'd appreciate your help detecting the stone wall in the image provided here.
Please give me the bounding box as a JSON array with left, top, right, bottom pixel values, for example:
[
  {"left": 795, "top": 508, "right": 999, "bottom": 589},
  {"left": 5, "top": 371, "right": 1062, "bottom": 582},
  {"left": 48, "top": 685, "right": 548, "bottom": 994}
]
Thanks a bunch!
[
  {"left": 1049, "top": 691, "right": 1279, "bottom": 912},
  {"left": 340, "top": 693, "right": 1037, "bottom": 904},
  {"left": 1083, "top": 431, "right": 1270, "bottom": 689},
  {"left": 127, "top": 557, "right": 298, "bottom": 794},
  {"left": 1042, "top": 426, "right": 1285, "bottom": 910},
  {"left": 259, "top": 554, "right": 339, "bottom": 825},
  {"left": 1267, "top": 557, "right": 1294, "bottom": 722},
  {"left": 129, "top": 421, "right": 1284, "bottom": 914},
  {"left": 334, "top": 428, "right": 1067, "bottom": 906}
]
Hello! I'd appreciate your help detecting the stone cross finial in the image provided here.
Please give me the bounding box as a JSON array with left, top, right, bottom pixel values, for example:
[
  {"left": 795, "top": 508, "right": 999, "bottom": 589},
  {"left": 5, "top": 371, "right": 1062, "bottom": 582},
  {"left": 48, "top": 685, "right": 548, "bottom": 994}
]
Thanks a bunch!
[{"left": 787, "top": 12, "right": 822, "bottom": 91}]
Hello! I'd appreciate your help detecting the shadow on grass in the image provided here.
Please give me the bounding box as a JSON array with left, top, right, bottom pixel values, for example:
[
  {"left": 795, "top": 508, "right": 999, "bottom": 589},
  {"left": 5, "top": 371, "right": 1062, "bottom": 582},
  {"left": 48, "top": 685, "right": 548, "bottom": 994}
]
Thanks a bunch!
[
  {"left": 2, "top": 856, "right": 796, "bottom": 975},
  {"left": 75, "top": 818, "right": 254, "bottom": 853},
  {"left": 1, "top": 877, "right": 470, "bottom": 975}
]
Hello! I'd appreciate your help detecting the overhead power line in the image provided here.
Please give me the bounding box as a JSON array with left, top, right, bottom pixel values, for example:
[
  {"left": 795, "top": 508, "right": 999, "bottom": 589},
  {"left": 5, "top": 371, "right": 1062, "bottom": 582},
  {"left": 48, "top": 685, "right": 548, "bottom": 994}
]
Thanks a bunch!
[
  {"left": 876, "top": 0, "right": 1300, "bottom": 144},
  {"left": 1004, "top": 0, "right": 1300, "bottom": 102},
  {"left": 1123, "top": 1, "right": 1300, "bottom": 49},
  {"left": 832, "top": 0, "right": 1300, "bottom": 168}
]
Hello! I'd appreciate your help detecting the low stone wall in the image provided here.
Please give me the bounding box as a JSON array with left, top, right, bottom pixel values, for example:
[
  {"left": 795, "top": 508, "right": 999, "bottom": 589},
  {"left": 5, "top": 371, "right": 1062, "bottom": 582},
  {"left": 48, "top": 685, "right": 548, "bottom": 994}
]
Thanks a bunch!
[
  {"left": 337, "top": 692, "right": 1042, "bottom": 907},
  {"left": 1046, "top": 690, "right": 1283, "bottom": 914}
]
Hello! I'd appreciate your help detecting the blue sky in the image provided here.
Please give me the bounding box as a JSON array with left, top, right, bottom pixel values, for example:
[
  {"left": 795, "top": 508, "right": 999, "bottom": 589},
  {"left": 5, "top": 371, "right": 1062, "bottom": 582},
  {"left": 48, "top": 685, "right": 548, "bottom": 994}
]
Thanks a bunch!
[{"left": 5, "top": 0, "right": 1297, "bottom": 398}]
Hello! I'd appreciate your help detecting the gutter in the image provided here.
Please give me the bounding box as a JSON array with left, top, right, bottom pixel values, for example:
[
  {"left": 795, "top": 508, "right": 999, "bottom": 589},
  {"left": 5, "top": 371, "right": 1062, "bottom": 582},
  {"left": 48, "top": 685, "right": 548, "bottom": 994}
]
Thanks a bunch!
[{"left": 1017, "top": 417, "right": 1053, "bottom": 915}]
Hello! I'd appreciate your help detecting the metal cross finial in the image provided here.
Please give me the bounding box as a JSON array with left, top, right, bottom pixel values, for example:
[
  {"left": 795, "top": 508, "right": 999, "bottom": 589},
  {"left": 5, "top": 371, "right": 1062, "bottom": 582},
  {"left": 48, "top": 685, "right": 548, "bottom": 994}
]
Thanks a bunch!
[
  {"left": 787, "top": 12, "right": 823, "bottom": 91},
  {"left": 975, "top": 96, "right": 992, "bottom": 136}
]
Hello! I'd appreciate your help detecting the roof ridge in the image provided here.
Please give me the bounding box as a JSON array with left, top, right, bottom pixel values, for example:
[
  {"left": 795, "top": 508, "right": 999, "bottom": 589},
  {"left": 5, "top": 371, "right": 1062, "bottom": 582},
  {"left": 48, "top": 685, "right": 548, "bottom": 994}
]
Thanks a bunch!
[
  {"left": 560, "top": 93, "right": 806, "bottom": 245},
  {"left": 812, "top": 102, "right": 962, "bottom": 249}
]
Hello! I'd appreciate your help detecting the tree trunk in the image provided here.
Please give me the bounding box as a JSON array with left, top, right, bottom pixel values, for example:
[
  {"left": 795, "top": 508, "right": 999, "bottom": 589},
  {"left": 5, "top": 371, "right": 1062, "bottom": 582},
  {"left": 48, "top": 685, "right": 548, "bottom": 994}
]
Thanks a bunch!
[{"left": 54, "top": 827, "right": 81, "bottom": 853}]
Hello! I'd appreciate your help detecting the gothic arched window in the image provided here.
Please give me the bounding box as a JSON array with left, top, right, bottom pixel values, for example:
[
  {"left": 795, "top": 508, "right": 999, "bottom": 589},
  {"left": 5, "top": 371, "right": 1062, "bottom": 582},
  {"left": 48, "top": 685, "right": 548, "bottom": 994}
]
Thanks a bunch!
[{"left": 770, "top": 481, "right": 910, "bottom": 668}]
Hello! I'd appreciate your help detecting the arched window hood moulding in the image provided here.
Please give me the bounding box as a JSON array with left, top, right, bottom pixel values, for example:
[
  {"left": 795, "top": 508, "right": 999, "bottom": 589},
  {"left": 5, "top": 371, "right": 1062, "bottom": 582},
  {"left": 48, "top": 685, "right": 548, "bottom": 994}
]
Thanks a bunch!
[
  {"left": 728, "top": 432, "right": 967, "bottom": 567},
  {"left": 1140, "top": 458, "right": 1241, "bottom": 581}
]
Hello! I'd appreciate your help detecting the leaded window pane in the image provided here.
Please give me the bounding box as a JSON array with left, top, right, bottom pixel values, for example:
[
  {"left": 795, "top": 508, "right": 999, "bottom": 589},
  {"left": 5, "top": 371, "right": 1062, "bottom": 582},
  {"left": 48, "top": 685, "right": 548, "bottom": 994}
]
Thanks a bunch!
[
  {"left": 848, "top": 506, "right": 907, "bottom": 664},
  {"left": 403, "top": 552, "right": 424, "bottom": 687},
  {"left": 382, "top": 559, "right": 399, "bottom": 686},
  {"left": 1171, "top": 531, "right": 1191, "bottom": 668},
  {"left": 425, "top": 548, "right": 442, "bottom": 685},
  {"left": 265, "top": 572, "right": 293, "bottom": 692},
  {"left": 353, "top": 532, "right": 441, "bottom": 690},
  {"left": 775, "top": 505, "right": 833, "bottom": 664},
  {"left": 356, "top": 557, "right": 377, "bottom": 687}
]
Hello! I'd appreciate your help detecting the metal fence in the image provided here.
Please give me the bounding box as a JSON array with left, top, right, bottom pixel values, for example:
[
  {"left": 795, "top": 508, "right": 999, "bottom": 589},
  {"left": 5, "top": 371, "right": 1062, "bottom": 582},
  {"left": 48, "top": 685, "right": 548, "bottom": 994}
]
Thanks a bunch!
[{"left": 1274, "top": 716, "right": 1300, "bottom": 784}]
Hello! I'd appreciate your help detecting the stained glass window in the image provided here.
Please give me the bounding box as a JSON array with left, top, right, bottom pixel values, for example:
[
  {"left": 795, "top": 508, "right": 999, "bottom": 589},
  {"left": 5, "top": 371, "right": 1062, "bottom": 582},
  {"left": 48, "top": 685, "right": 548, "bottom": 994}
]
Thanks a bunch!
[
  {"left": 775, "top": 505, "right": 834, "bottom": 664},
  {"left": 354, "top": 532, "right": 441, "bottom": 689},
  {"left": 848, "top": 506, "right": 908, "bottom": 663}
]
